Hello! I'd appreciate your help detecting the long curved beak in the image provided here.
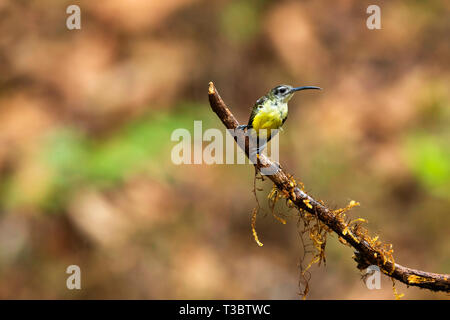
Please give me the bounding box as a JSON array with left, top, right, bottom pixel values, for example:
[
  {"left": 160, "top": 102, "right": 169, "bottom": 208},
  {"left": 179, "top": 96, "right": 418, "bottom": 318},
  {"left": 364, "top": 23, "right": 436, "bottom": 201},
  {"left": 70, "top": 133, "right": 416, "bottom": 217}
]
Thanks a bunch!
[{"left": 290, "top": 86, "right": 322, "bottom": 93}]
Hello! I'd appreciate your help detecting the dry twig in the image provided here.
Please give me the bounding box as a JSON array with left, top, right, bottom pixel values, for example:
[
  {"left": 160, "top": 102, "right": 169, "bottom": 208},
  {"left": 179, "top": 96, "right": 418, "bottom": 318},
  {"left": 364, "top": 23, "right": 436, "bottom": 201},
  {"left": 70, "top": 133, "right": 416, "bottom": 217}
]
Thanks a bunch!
[{"left": 208, "top": 82, "right": 450, "bottom": 293}]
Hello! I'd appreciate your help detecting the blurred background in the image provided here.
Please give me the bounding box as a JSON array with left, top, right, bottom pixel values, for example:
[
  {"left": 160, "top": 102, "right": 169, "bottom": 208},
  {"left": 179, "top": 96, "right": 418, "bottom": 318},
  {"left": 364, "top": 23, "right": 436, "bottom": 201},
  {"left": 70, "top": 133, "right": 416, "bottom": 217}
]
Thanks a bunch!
[{"left": 0, "top": 0, "right": 448, "bottom": 299}]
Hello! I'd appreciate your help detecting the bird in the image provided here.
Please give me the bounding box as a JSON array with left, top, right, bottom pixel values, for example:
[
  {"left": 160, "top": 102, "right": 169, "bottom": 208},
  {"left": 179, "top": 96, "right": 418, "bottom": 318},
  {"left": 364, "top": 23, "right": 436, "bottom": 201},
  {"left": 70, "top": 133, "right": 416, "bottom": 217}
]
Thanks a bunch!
[{"left": 238, "top": 84, "right": 321, "bottom": 153}]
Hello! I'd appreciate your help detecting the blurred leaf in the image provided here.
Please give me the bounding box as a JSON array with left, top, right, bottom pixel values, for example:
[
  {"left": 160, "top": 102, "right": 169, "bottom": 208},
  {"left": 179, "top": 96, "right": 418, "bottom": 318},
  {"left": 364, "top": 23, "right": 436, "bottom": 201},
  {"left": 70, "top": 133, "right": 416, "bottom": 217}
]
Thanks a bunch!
[
  {"left": 1, "top": 103, "right": 211, "bottom": 211},
  {"left": 404, "top": 132, "right": 450, "bottom": 199},
  {"left": 220, "top": 1, "right": 262, "bottom": 44}
]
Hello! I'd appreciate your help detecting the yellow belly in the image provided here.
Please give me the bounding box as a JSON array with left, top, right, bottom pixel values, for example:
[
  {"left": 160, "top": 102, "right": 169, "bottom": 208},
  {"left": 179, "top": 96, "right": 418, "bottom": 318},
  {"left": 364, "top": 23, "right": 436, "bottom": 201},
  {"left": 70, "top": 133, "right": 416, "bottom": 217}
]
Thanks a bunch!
[{"left": 252, "top": 110, "right": 283, "bottom": 136}]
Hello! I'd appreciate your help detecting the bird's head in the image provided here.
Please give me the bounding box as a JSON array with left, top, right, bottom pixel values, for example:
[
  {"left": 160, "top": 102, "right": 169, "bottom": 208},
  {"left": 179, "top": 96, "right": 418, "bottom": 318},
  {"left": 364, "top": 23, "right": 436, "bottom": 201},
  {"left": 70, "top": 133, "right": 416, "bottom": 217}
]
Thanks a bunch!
[{"left": 269, "top": 84, "right": 322, "bottom": 103}]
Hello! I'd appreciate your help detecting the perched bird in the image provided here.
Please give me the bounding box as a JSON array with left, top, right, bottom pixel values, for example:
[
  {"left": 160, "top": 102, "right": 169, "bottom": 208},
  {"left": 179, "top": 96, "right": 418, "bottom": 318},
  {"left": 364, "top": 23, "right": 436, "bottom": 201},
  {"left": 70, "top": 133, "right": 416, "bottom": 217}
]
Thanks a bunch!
[{"left": 238, "top": 85, "right": 321, "bottom": 151}]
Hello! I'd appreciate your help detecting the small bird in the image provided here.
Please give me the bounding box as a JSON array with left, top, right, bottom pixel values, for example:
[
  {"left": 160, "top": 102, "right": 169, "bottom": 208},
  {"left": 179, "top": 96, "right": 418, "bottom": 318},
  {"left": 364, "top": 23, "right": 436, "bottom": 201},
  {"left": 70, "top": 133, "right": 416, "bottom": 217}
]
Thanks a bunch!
[{"left": 238, "top": 85, "right": 321, "bottom": 151}]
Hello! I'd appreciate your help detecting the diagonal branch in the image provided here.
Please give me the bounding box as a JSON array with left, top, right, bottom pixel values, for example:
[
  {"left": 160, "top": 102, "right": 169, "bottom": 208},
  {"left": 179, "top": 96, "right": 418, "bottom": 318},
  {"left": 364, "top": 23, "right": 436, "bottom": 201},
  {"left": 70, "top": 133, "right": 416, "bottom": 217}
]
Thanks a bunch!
[{"left": 208, "top": 82, "right": 450, "bottom": 293}]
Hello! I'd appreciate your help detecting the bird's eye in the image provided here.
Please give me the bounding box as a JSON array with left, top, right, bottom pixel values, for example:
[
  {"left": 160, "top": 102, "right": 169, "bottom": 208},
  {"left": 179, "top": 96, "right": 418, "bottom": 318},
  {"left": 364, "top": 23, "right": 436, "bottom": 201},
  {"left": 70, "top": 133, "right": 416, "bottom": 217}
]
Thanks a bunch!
[{"left": 279, "top": 88, "right": 287, "bottom": 94}]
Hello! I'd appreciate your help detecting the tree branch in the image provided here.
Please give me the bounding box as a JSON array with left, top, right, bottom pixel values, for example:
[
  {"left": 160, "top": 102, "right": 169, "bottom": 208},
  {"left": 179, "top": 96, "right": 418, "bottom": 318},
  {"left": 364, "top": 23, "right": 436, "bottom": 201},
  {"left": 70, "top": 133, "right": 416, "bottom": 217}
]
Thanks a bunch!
[{"left": 208, "top": 81, "right": 450, "bottom": 293}]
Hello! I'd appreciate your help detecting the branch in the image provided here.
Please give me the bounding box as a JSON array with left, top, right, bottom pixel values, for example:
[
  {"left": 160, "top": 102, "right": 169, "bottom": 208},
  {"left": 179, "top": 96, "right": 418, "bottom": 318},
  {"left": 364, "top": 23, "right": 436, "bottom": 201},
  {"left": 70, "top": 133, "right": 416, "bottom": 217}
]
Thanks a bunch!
[{"left": 208, "top": 82, "right": 450, "bottom": 293}]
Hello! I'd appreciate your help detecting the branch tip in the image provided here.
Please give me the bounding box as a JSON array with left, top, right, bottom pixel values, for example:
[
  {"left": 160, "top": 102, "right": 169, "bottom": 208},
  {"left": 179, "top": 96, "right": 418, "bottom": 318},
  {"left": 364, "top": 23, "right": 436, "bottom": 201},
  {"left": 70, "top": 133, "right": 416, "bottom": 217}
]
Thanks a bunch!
[{"left": 208, "top": 82, "right": 215, "bottom": 95}]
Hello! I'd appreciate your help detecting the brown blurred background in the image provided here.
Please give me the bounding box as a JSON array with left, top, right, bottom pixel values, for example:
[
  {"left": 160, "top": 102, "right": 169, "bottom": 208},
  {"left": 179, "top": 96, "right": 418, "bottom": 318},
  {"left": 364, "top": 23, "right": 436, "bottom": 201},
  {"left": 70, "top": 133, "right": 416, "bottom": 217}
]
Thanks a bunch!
[{"left": 0, "top": 0, "right": 449, "bottom": 299}]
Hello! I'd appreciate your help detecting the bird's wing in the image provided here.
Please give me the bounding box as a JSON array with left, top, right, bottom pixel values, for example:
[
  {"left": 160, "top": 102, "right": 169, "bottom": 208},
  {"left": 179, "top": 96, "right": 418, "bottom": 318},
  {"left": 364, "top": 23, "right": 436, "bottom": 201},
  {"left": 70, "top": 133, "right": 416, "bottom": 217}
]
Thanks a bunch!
[{"left": 247, "top": 96, "right": 267, "bottom": 127}]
